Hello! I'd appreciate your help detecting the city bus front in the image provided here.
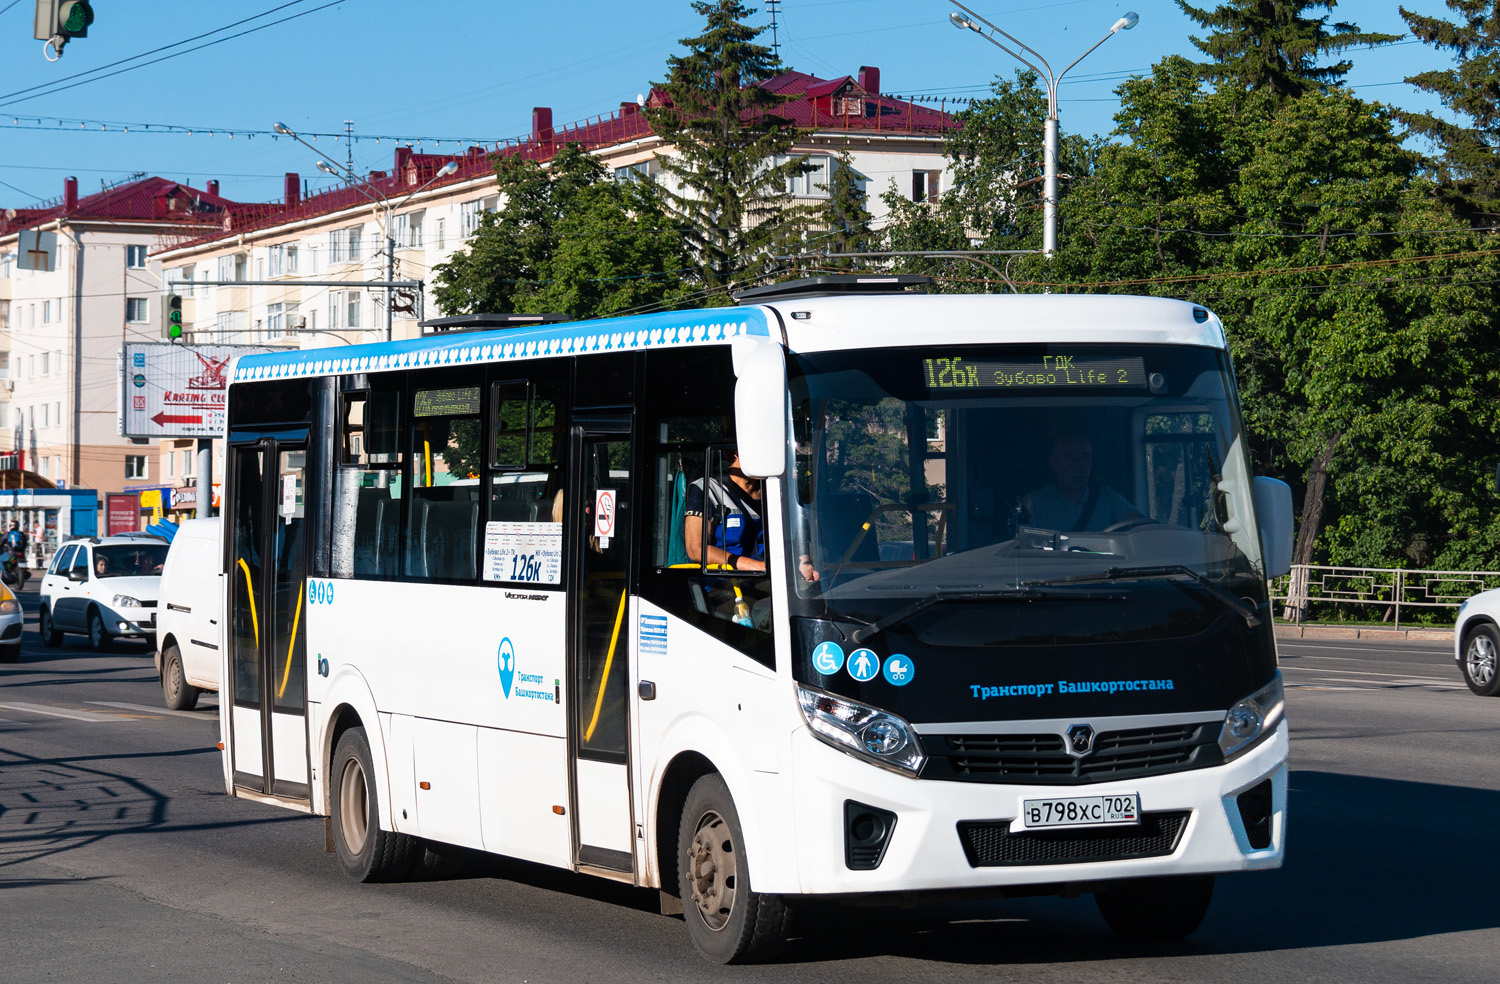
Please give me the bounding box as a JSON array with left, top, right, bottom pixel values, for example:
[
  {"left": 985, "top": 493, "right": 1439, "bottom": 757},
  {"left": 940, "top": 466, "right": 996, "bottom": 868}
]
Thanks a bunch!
[{"left": 778, "top": 335, "right": 1289, "bottom": 935}]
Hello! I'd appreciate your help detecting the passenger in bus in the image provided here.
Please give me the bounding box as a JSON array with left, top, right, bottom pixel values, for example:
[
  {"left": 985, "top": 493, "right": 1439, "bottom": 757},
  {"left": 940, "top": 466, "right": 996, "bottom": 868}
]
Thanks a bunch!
[
  {"left": 684, "top": 452, "right": 766, "bottom": 572},
  {"left": 1021, "top": 430, "right": 1146, "bottom": 532}
]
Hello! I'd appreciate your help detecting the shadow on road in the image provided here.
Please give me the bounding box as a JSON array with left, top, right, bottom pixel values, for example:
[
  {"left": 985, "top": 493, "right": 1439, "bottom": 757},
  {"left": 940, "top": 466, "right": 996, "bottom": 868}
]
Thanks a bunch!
[
  {"left": 417, "top": 768, "right": 1500, "bottom": 963},
  {"left": 0, "top": 744, "right": 299, "bottom": 872}
]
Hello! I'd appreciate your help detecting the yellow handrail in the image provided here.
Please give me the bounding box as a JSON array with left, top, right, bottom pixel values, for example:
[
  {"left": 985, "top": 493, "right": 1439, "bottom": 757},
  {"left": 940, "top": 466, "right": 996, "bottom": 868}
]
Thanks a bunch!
[
  {"left": 236, "top": 557, "right": 259, "bottom": 647},
  {"left": 583, "top": 587, "right": 629, "bottom": 743},
  {"left": 276, "top": 582, "right": 304, "bottom": 700}
]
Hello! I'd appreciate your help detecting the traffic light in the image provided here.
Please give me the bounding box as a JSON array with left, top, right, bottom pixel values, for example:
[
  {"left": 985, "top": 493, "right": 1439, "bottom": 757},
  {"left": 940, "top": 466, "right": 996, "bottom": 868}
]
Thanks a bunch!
[
  {"left": 33, "top": 1, "right": 93, "bottom": 56},
  {"left": 163, "top": 294, "right": 183, "bottom": 342}
]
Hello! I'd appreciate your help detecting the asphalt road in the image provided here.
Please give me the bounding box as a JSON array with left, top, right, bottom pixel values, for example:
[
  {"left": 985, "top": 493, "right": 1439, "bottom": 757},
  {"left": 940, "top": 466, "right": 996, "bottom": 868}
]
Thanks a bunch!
[{"left": 2, "top": 588, "right": 1496, "bottom": 983}]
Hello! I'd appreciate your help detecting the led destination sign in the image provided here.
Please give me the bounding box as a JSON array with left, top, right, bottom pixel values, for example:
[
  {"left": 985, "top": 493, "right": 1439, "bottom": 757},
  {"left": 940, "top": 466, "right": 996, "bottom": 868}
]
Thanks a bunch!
[{"left": 923, "top": 355, "right": 1148, "bottom": 390}]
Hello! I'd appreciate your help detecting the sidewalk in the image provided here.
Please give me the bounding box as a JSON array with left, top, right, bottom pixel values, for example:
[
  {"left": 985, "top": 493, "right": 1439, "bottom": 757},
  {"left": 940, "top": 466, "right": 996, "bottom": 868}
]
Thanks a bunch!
[{"left": 1273, "top": 622, "right": 1454, "bottom": 643}]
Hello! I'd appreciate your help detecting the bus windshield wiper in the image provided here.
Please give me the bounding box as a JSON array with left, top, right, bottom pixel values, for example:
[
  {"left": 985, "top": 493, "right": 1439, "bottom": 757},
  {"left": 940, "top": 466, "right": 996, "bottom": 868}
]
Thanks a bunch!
[
  {"left": 1028, "top": 565, "right": 1262, "bottom": 628},
  {"left": 849, "top": 586, "right": 1125, "bottom": 645}
]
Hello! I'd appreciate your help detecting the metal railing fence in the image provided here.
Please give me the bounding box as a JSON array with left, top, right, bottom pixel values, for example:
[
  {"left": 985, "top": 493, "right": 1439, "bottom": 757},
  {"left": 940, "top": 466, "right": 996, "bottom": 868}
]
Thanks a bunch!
[{"left": 1271, "top": 565, "right": 1500, "bottom": 629}]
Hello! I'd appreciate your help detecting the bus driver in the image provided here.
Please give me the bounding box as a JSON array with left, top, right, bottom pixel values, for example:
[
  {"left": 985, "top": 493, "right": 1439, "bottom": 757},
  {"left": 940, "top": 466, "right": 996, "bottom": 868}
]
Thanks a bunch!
[{"left": 683, "top": 452, "right": 765, "bottom": 573}]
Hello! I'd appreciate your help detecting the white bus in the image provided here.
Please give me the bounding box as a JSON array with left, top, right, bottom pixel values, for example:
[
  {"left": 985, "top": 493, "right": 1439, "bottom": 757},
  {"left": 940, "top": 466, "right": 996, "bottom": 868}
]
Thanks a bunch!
[{"left": 218, "top": 276, "right": 1293, "bottom": 963}]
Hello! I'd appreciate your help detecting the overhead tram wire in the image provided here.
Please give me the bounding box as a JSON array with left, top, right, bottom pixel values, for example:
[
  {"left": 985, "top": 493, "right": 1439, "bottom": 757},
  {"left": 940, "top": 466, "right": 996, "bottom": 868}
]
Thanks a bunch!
[{"left": 0, "top": 0, "right": 353, "bottom": 110}]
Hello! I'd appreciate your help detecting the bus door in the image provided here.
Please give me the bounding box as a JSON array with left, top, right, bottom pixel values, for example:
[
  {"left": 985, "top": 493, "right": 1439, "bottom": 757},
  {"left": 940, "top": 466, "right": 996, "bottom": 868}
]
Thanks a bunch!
[
  {"left": 569, "top": 414, "right": 635, "bottom": 872},
  {"left": 228, "top": 439, "right": 312, "bottom": 802}
]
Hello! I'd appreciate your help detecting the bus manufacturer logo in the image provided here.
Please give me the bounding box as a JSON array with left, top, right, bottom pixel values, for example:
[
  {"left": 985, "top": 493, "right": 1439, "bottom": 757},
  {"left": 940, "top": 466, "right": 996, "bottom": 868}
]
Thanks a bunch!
[{"left": 1066, "top": 724, "right": 1095, "bottom": 757}]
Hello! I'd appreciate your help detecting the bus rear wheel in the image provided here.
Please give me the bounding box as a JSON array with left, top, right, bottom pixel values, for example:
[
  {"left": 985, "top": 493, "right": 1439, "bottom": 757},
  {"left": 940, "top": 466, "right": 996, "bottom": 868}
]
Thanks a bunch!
[
  {"left": 331, "top": 727, "right": 418, "bottom": 883},
  {"left": 1095, "top": 874, "right": 1214, "bottom": 942},
  {"left": 677, "top": 774, "right": 787, "bottom": 964}
]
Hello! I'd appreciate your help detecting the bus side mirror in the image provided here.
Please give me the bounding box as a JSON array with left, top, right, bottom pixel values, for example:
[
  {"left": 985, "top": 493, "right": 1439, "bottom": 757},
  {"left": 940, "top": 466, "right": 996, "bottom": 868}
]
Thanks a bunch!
[
  {"left": 731, "top": 337, "right": 787, "bottom": 478},
  {"left": 1253, "top": 476, "right": 1293, "bottom": 578}
]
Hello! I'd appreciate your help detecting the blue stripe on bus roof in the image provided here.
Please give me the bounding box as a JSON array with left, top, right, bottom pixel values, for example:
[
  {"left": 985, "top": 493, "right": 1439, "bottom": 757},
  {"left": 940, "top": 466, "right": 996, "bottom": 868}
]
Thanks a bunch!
[{"left": 232, "top": 306, "right": 771, "bottom": 383}]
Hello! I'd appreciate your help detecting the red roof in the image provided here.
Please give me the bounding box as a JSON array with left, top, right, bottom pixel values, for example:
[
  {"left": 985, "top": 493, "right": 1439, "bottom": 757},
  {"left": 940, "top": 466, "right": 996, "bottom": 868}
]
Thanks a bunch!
[
  {"left": 150, "top": 69, "right": 956, "bottom": 254},
  {"left": 0, "top": 176, "right": 249, "bottom": 238}
]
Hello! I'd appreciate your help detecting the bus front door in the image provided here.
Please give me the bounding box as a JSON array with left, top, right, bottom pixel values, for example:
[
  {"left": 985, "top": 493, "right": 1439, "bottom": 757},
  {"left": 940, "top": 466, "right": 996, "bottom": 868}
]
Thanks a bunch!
[
  {"left": 228, "top": 441, "right": 312, "bottom": 803},
  {"left": 569, "top": 420, "right": 635, "bottom": 873}
]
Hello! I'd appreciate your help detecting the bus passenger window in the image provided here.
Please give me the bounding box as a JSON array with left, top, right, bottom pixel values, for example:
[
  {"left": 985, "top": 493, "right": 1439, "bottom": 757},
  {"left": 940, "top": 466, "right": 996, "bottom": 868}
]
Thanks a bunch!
[
  {"left": 332, "top": 384, "right": 404, "bottom": 579},
  {"left": 485, "top": 376, "right": 566, "bottom": 586},
  {"left": 406, "top": 385, "right": 482, "bottom": 582}
]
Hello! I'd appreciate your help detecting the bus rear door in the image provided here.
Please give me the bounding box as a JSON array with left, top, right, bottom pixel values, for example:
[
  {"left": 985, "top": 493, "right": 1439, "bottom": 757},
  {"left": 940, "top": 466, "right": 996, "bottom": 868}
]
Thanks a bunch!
[
  {"left": 569, "top": 412, "right": 635, "bottom": 873},
  {"left": 227, "top": 439, "right": 312, "bottom": 803}
]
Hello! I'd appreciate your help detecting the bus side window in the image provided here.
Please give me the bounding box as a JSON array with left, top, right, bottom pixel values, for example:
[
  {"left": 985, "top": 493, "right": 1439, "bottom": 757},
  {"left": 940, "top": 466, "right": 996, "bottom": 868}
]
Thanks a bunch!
[
  {"left": 641, "top": 347, "right": 774, "bottom": 669},
  {"left": 484, "top": 374, "right": 566, "bottom": 586},
  {"left": 331, "top": 381, "right": 405, "bottom": 579},
  {"left": 406, "top": 381, "right": 482, "bottom": 582}
]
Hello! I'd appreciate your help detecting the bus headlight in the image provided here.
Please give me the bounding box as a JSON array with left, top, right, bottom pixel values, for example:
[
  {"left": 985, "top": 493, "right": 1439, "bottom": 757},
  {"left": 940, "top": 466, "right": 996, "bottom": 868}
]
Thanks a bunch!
[
  {"left": 112, "top": 594, "right": 143, "bottom": 608},
  {"left": 1218, "top": 672, "right": 1284, "bottom": 760},
  {"left": 797, "top": 685, "right": 925, "bottom": 776}
]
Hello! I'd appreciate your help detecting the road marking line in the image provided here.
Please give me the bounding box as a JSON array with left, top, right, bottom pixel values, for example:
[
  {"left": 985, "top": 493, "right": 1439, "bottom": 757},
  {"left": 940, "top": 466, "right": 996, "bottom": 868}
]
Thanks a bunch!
[
  {"left": 0, "top": 702, "right": 117, "bottom": 722},
  {"left": 85, "top": 701, "right": 218, "bottom": 722},
  {"left": 1282, "top": 666, "right": 1450, "bottom": 681},
  {"left": 1295, "top": 675, "right": 1455, "bottom": 688}
]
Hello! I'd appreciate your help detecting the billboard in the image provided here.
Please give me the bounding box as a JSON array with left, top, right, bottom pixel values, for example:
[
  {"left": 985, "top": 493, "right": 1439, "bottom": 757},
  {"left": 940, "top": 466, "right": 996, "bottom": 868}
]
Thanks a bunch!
[{"left": 121, "top": 343, "right": 277, "bottom": 439}]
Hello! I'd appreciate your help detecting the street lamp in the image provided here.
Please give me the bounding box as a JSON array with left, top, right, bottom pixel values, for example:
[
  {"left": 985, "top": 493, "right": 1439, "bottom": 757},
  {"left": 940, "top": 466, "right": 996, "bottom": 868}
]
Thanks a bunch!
[
  {"left": 274, "top": 123, "right": 460, "bottom": 339},
  {"left": 949, "top": 1, "right": 1137, "bottom": 258}
]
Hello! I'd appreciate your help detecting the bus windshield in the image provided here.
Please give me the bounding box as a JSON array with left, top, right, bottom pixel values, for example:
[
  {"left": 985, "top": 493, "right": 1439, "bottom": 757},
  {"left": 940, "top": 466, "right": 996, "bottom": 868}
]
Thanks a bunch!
[{"left": 785, "top": 343, "right": 1273, "bottom": 717}]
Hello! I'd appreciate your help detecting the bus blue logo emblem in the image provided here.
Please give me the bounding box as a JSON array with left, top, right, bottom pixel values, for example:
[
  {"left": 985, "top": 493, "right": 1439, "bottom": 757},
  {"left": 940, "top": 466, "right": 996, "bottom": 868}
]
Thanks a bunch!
[
  {"left": 812, "top": 641, "right": 845, "bottom": 676},
  {"left": 498, "top": 637, "right": 516, "bottom": 698}
]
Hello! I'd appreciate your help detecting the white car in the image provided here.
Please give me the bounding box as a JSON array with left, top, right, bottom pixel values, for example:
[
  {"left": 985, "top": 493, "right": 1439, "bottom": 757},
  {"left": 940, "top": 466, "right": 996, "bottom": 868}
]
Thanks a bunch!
[
  {"left": 0, "top": 580, "right": 22, "bottom": 662},
  {"left": 38, "top": 534, "right": 169, "bottom": 650},
  {"left": 1455, "top": 589, "right": 1500, "bottom": 695},
  {"left": 154, "top": 518, "right": 223, "bottom": 710}
]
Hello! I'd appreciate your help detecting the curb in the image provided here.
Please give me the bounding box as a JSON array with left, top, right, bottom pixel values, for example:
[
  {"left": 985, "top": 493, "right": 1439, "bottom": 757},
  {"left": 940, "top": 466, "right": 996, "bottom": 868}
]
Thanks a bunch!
[{"left": 1273, "top": 624, "right": 1454, "bottom": 643}]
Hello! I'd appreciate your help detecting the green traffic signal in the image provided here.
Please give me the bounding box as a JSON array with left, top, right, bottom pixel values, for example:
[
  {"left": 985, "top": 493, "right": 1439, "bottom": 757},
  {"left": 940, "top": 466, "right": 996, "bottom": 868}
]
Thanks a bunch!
[
  {"left": 165, "top": 294, "right": 183, "bottom": 341},
  {"left": 58, "top": 1, "right": 92, "bottom": 37}
]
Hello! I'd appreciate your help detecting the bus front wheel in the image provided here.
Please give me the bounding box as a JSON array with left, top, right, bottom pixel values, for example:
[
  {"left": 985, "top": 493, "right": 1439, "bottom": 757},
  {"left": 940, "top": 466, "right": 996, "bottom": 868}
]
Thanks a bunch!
[
  {"left": 1095, "top": 874, "right": 1214, "bottom": 941},
  {"left": 677, "top": 773, "right": 788, "bottom": 964},
  {"left": 331, "top": 727, "right": 418, "bottom": 883}
]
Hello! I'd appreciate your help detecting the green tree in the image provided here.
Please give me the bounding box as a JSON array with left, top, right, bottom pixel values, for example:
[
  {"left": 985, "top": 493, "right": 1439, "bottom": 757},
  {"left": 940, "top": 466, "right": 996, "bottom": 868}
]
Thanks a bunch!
[
  {"left": 432, "top": 145, "right": 688, "bottom": 321},
  {"left": 816, "top": 146, "right": 874, "bottom": 263},
  {"left": 1176, "top": 0, "right": 1399, "bottom": 98},
  {"left": 1398, "top": 1, "right": 1500, "bottom": 218},
  {"left": 879, "top": 70, "right": 1098, "bottom": 291},
  {"left": 644, "top": 0, "right": 811, "bottom": 294}
]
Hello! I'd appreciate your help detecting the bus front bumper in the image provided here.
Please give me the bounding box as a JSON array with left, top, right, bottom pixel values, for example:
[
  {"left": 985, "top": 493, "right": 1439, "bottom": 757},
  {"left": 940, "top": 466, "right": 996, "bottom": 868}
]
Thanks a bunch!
[{"left": 785, "top": 720, "right": 1287, "bottom": 896}]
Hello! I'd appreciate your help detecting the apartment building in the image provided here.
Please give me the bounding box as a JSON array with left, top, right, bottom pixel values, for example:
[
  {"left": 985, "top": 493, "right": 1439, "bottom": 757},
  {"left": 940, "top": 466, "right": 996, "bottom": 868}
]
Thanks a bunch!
[
  {"left": 151, "top": 66, "right": 958, "bottom": 350},
  {"left": 0, "top": 175, "right": 245, "bottom": 503}
]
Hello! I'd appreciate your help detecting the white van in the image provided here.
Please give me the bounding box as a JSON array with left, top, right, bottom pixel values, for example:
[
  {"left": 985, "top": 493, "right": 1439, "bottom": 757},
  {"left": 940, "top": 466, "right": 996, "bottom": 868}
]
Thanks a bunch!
[{"left": 154, "top": 517, "right": 223, "bottom": 710}]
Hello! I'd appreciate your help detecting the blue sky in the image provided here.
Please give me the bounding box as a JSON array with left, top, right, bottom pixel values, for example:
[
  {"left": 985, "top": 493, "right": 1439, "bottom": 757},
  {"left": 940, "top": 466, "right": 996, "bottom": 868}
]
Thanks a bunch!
[{"left": 0, "top": 0, "right": 1467, "bottom": 208}]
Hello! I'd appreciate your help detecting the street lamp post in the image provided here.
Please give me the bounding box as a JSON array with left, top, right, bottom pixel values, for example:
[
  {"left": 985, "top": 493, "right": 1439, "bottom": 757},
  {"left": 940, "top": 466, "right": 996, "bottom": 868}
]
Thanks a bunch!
[
  {"left": 948, "top": 2, "right": 1137, "bottom": 258},
  {"left": 274, "top": 123, "right": 457, "bottom": 340}
]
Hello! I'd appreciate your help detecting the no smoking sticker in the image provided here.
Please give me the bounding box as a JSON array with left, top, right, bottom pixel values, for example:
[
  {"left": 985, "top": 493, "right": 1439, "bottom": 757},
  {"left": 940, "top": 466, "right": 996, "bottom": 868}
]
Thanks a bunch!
[{"left": 594, "top": 489, "right": 616, "bottom": 541}]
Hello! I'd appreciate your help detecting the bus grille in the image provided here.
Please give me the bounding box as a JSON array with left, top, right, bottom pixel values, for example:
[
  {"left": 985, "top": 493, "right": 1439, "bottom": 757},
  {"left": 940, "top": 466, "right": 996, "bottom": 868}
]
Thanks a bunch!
[
  {"left": 920, "top": 722, "right": 1223, "bottom": 784},
  {"left": 957, "top": 811, "right": 1190, "bottom": 867}
]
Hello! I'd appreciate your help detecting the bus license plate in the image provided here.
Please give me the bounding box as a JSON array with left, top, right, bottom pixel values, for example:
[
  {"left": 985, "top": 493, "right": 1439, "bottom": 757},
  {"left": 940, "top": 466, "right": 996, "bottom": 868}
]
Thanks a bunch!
[{"left": 1018, "top": 793, "right": 1140, "bottom": 830}]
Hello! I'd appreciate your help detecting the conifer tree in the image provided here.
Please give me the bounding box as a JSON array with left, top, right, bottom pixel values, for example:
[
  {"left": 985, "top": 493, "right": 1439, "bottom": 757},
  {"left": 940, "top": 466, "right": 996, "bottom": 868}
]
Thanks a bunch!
[
  {"left": 1176, "top": 0, "right": 1399, "bottom": 98},
  {"left": 817, "top": 147, "right": 873, "bottom": 262},
  {"left": 644, "top": 1, "right": 811, "bottom": 294},
  {"left": 1398, "top": 1, "right": 1500, "bottom": 217}
]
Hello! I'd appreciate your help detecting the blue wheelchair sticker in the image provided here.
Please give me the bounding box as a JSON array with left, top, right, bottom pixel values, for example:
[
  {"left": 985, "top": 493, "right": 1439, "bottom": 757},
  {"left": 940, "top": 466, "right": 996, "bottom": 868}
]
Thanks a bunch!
[
  {"left": 811, "top": 641, "right": 845, "bottom": 676},
  {"left": 883, "top": 654, "right": 915, "bottom": 686}
]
